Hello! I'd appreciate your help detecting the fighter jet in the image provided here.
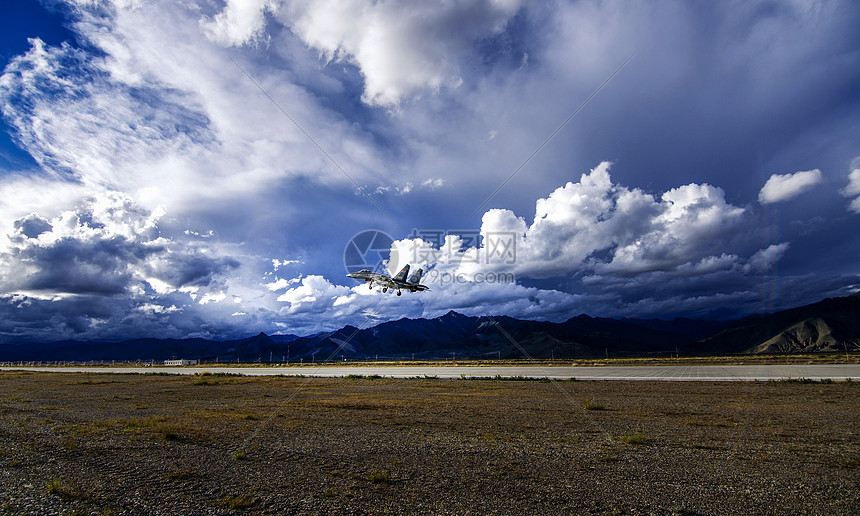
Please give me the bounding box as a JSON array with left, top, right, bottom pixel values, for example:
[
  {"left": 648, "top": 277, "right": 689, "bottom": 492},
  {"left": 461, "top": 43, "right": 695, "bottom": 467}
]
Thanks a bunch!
[{"left": 347, "top": 264, "right": 429, "bottom": 296}]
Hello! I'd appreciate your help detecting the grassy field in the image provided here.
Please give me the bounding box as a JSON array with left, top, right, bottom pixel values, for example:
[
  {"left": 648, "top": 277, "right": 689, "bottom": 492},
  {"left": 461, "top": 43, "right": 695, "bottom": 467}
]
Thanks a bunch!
[{"left": 1, "top": 371, "right": 858, "bottom": 514}]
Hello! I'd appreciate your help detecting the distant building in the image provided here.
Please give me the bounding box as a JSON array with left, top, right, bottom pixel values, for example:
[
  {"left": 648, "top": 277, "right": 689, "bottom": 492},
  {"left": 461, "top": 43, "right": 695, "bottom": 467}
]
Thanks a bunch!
[{"left": 164, "top": 359, "right": 198, "bottom": 366}]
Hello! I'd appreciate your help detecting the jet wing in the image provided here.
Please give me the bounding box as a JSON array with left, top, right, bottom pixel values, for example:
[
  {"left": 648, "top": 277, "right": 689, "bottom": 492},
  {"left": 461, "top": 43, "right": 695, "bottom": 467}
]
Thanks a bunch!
[{"left": 376, "top": 276, "right": 397, "bottom": 288}]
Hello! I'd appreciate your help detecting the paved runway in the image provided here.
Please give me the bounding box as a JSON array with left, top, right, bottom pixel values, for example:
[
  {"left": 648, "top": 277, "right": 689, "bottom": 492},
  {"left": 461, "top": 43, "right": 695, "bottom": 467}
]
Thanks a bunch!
[{"left": 2, "top": 364, "right": 858, "bottom": 381}]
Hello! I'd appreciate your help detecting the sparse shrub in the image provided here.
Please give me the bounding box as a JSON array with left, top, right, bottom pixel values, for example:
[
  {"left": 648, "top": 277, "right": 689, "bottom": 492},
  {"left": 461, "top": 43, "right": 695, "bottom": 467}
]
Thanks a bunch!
[
  {"left": 583, "top": 399, "right": 605, "bottom": 411},
  {"left": 366, "top": 469, "right": 390, "bottom": 484},
  {"left": 619, "top": 431, "right": 649, "bottom": 445},
  {"left": 158, "top": 425, "right": 183, "bottom": 441},
  {"left": 46, "top": 479, "right": 64, "bottom": 494},
  {"left": 239, "top": 414, "right": 258, "bottom": 420},
  {"left": 347, "top": 374, "right": 382, "bottom": 380},
  {"left": 46, "top": 479, "right": 86, "bottom": 501},
  {"left": 233, "top": 451, "right": 247, "bottom": 460}
]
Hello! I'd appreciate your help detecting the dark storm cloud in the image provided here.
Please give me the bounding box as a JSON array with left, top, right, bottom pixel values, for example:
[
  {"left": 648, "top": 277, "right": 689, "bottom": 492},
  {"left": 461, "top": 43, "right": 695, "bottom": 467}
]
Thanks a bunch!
[
  {"left": 0, "top": 192, "right": 255, "bottom": 343},
  {"left": 13, "top": 213, "right": 52, "bottom": 238},
  {"left": 21, "top": 235, "right": 159, "bottom": 295}
]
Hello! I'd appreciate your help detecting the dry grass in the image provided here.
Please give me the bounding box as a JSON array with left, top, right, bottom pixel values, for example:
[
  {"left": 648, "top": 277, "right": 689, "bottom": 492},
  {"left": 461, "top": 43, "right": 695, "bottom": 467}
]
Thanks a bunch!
[{"left": 0, "top": 371, "right": 857, "bottom": 514}]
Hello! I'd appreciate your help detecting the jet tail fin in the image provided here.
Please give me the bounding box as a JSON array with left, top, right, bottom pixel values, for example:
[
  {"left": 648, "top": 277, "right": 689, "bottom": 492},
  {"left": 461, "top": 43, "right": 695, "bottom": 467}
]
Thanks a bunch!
[
  {"left": 393, "top": 264, "right": 410, "bottom": 283},
  {"left": 407, "top": 268, "right": 423, "bottom": 284}
]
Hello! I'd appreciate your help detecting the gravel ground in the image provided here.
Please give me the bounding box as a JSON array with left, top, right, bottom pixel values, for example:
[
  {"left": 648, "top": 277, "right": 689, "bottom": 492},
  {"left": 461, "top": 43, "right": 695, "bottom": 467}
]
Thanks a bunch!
[{"left": 1, "top": 372, "right": 858, "bottom": 515}]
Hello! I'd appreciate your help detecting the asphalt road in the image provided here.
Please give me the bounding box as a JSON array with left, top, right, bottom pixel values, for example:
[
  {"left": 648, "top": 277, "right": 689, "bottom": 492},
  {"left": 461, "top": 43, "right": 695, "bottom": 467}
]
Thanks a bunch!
[{"left": 2, "top": 364, "right": 859, "bottom": 380}]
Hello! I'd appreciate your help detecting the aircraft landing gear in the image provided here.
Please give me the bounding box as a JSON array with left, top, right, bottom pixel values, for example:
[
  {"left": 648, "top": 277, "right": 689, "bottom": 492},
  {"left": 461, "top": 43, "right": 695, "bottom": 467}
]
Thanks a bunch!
[
  {"left": 396, "top": 290, "right": 402, "bottom": 296},
  {"left": 368, "top": 283, "right": 373, "bottom": 289},
  {"left": 382, "top": 287, "right": 388, "bottom": 293}
]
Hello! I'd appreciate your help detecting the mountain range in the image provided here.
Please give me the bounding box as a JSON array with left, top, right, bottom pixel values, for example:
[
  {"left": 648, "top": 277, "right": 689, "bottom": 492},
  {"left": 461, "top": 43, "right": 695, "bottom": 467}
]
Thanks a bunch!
[{"left": 2, "top": 293, "right": 858, "bottom": 362}]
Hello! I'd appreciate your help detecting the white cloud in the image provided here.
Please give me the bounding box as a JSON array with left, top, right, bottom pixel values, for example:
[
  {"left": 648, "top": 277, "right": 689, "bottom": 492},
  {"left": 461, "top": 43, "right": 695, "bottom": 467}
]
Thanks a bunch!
[
  {"left": 374, "top": 178, "right": 446, "bottom": 196},
  {"left": 275, "top": 0, "right": 523, "bottom": 106},
  {"left": 745, "top": 243, "right": 790, "bottom": 273},
  {"left": 199, "top": 292, "right": 227, "bottom": 305},
  {"left": 276, "top": 275, "right": 351, "bottom": 311},
  {"left": 758, "top": 169, "right": 823, "bottom": 204},
  {"left": 451, "top": 162, "right": 747, "bottom": 278},
  {"left": 265, "top": 277, "right": 300, "bottom": 291},
  {"left": 137, "top": 303, "right": 180, "bottom": 314},
  {"left": 272, "top": 259, "right": 301, "bottom": 271},
  {"left": 201, "top": 0, "right": 276, "bottom": 46},
  {"left": 421, "top": 178, "right": 445, "bottom": 189}
]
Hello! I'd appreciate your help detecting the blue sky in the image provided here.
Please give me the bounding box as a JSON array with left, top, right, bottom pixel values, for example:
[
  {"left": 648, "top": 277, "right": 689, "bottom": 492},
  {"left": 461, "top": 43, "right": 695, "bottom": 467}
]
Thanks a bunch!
[{"left": 0, "top": 0, "right": 859, "bottom": 343}]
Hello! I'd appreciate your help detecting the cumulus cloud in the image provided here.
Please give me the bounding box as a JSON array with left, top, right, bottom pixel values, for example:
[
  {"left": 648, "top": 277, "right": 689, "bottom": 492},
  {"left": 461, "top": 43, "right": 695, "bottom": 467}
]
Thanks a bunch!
[
  {"left": 462, "top": 162, "right": 748, "bottom": 278},
  {"left": 758, "top": 169, "right": 823, "bottom": 204}
]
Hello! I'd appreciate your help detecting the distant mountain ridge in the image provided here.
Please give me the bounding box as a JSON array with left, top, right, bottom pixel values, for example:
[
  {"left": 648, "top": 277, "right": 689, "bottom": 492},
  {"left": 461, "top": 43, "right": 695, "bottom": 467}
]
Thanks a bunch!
[
  {"left": 690, "top": 292, "right": 860, "bottom": 354},
  {"left": 1, "top": 293, "right": 858, "bottom": 362}
]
